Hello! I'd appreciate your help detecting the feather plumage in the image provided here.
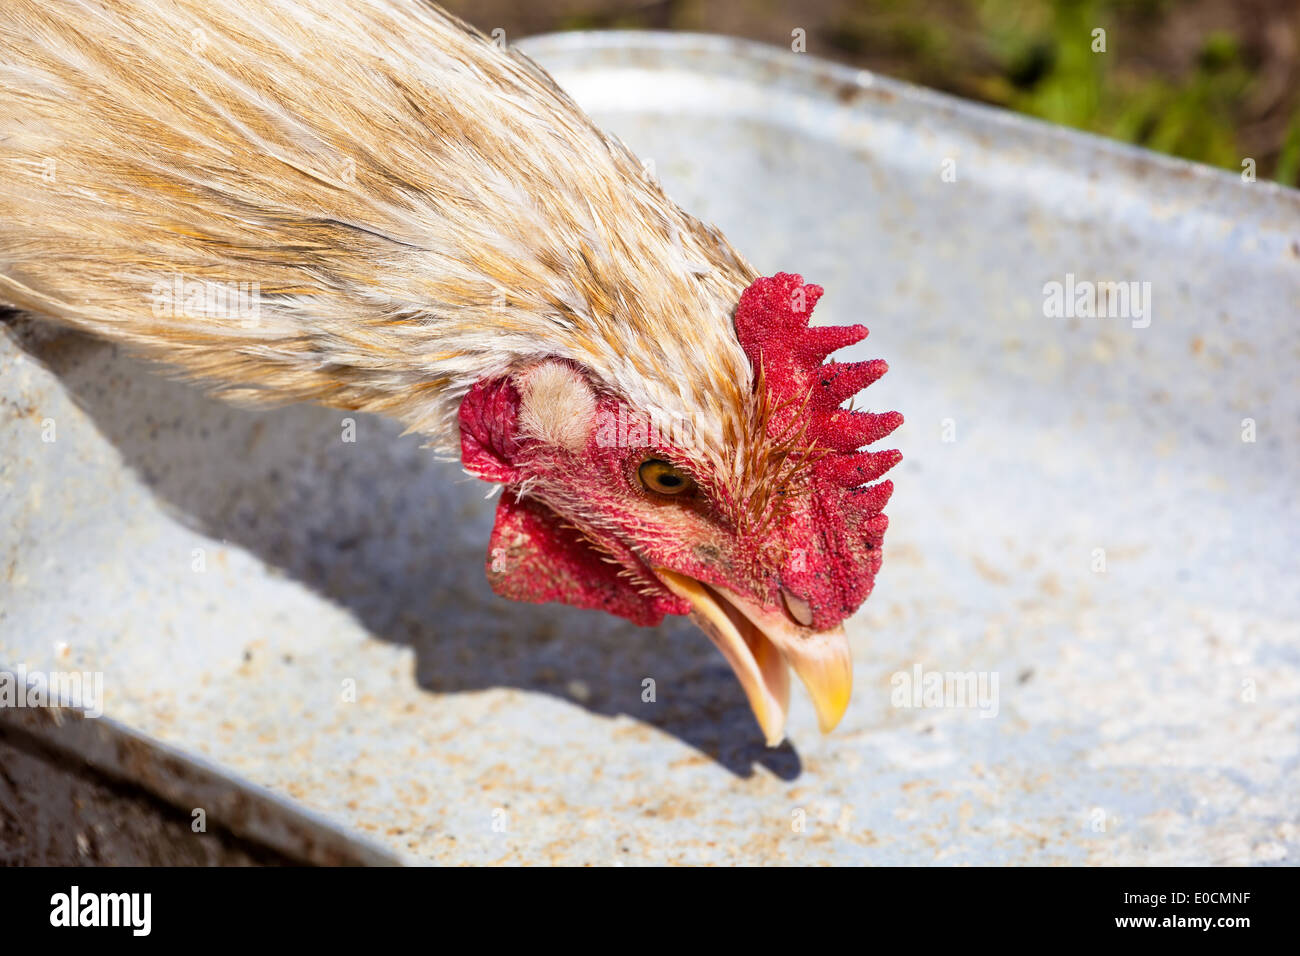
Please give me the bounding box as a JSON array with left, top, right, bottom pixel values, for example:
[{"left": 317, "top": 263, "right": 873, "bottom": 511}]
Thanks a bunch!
[{"left": 0, "top": 0, "right": 756, "bottom": 462}]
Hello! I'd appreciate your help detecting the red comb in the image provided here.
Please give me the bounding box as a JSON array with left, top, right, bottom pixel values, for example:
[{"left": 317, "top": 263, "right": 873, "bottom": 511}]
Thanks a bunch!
[{"left": 735, "top": 273, "right": 902, "bottom": 488}]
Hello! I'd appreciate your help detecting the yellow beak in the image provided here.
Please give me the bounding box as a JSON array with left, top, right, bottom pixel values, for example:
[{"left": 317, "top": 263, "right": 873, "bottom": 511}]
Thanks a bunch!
[{"left": 653, "top": 568, "right": 853, "bottom": 746}]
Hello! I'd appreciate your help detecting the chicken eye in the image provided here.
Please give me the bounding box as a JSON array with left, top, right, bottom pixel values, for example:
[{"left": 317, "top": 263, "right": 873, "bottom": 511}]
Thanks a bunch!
[{"left": 638, "top": 458, "right": 695, "bottom": 497}]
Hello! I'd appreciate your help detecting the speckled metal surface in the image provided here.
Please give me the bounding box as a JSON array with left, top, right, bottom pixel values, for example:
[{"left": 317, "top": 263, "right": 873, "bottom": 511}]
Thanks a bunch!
[
  {"left": 2, "top": 32, "right": 1298, "bottom": 866},
  {"left": 0, "top": 703, "right": 399, "bottom": 864}
]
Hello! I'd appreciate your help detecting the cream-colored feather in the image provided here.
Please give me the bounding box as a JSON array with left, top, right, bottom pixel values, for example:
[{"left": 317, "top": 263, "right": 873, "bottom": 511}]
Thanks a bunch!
[{"left": 0, "top": 0, "right": 758, "bottom": 468}]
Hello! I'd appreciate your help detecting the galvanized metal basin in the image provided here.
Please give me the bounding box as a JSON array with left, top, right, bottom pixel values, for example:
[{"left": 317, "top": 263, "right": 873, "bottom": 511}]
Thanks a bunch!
[{"left": 2, "top": 31, "right": 1297, "bottom": 865}]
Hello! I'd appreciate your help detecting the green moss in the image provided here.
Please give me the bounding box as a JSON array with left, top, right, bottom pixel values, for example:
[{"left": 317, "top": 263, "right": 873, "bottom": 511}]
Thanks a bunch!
[
  {"left": 1276, "top": 110, "right": 1300, "bottom": 187},
  {"left": 959, "top": 0, "right": 1270, "bottom": 180}
]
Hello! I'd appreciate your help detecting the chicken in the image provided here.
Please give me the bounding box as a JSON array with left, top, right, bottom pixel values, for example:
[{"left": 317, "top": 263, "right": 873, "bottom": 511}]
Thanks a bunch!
[{"left": 0, "top": 0, "right": 901, "bottom": 745}]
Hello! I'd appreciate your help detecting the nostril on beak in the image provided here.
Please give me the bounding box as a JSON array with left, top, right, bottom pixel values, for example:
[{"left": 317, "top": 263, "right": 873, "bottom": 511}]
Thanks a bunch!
[{"left": 781, "top": 588, "right": 814, "bottom": 627}]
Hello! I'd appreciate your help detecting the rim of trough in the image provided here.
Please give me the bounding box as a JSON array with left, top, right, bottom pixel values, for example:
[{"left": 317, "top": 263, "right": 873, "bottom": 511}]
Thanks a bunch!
[{"left": 520, "top": 29, "right": 1300, "bottom": 217}]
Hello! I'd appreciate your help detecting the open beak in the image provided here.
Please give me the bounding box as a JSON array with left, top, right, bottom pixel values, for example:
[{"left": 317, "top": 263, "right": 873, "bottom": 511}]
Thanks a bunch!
[{"left": 653, "top": 568, "right": 853, "bottom": 746}]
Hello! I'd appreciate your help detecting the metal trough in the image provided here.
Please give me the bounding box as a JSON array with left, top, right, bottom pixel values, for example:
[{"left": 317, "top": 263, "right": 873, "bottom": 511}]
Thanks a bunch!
[{"left": 2, "top": 31, "right": 1297, "bottom": 865}]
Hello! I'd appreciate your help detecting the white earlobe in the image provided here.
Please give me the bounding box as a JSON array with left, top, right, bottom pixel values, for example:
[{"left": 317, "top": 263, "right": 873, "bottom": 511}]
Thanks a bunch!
[{"left": 517, "top": 361, "right": 596, "bottom": 453}]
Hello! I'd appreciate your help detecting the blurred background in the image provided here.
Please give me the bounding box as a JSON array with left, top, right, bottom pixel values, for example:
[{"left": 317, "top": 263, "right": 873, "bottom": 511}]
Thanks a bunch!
[{"left": 443, "top": 0, "right": 1300, "bottom": 185}]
